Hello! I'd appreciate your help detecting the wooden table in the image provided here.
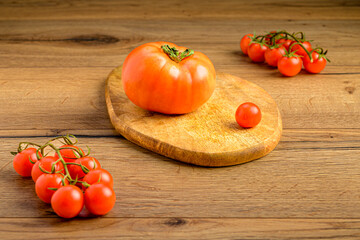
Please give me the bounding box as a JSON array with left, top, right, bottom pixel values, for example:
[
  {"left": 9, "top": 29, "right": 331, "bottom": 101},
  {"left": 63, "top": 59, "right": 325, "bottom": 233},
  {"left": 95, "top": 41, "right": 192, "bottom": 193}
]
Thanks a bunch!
[{"left": 1, "top": 1, "right": 359, "bottom": 239}]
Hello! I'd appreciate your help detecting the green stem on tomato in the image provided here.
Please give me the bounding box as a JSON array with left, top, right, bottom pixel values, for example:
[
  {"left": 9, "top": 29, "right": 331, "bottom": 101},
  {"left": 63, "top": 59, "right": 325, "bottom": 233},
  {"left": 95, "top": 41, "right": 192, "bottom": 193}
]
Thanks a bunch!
[{"left": 161, "top": 45, "right": 194, "bottom": 63}]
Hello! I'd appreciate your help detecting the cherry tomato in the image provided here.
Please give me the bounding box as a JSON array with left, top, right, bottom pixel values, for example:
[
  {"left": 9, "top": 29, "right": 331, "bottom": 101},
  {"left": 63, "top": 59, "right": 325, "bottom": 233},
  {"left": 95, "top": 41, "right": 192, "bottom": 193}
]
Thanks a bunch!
[
  {"left": 35, "top": 173, "right": 68, "bottom": 203},
  {"left": 83, "top": 169, "right": 114, "bottom": 190},
  {"left": 85, "top": 183, "right": 116, "bottom": 215},
  {"left": 248, "top": 43, "right": 268, "bottom": 63},
  {"left": 303, "top": 51, "right": 327, "bottom": 74},
  {"left": 54, "top": 145, "right": 84, "bottom": 163},
  {"left": 122, "top": 42, "right": 216, "bottom": 114},
  {"left": 240, "top": 34, "right": 253, "bottom": 55},
  {"left": 278, "top": 56, "right": 303, "bottom": 77},
  {"left": 51, "top": 185, "right": 84, "bottom": 218},
  {"left": 276, "top": 39, "right": 292, "bottom": 50},
  {"left": 235, "top": 102, "right": 262, "bottom": 128},
  {"left": 68, "top": 156, "right": 101, "bottom": 180},
  {"left": 13, "top": 148, "right": 40, "bottom": 177},
  {"left": 264, "top": 47, "right": 286, "bottom": 67},
  {"left": 291, "top": 41, "right": 312, "bottom": 57},
  {"left": 31, "top": 156, "right": 64, "bottom": 182}
]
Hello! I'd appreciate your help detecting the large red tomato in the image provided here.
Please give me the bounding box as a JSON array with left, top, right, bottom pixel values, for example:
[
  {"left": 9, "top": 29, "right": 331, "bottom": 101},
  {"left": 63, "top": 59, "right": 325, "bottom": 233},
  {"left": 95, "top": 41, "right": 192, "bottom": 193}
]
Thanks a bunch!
[{"left": 122, "top": 42, "right": 216, "bottom": 114}]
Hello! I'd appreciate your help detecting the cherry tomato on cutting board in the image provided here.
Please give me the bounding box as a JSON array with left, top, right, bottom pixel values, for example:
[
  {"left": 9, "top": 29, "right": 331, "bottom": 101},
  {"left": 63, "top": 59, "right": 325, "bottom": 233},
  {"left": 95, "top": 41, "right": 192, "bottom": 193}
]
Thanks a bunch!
[{"left": 235, "top": 102, "right": 262, "bottom": 128}]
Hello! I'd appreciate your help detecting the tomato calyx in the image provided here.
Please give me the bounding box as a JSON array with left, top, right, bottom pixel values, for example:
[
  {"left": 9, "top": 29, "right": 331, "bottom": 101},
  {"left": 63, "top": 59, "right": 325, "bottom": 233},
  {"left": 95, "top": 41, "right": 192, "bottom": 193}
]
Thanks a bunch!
[
  {"left": 161, "top": 44, "right": 194, "bottom": 63},
  {"left": 310, "top": 47, "right": 331, "bottom": 63},
  {"left": 282, "top": 46, "right": 302, "bottom": 59}
]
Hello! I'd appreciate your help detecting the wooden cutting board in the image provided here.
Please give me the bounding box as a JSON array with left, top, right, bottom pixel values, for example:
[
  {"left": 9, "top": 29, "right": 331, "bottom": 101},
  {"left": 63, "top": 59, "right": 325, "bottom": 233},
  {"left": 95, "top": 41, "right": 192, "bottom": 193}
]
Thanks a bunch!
[{"left": 105, "top": 66, "right": 282, "bottom": 167}]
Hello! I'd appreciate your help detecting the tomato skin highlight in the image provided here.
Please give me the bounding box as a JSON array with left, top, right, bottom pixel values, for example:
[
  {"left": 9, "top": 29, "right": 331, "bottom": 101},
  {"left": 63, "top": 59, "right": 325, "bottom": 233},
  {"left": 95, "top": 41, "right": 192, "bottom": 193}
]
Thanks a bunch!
[
  {"left": 54, "top": 145, "right": 84, "bottom": 163},
  {"left": 83, "top": 169, "right": 113, "bottom": 190},
  {"left": 248, "top": 43, "right": 268, "bottom": 63},
  {"left": 303, "top": 51, "right": 327, "bottom": 74},
  {"left": 122, "top": 41, "right": 216, "bottom": 114},
  {"left": 31, "top": 156, "right": 64, "bottom": 182},
  {"left": 35, "top": 173, "right": 68, "bottom": 203},
  {"left": 278, "top": 56, "right": 303, "bottom": 77},
  {"left": 265, "top": 47, "right": 286, "bottom": 67},
  {"left": 13, "top": 148, "right": 40, "bottom": 177},
  {"left": 51, "top": 185, "right": 84, "bottom": 219},
  {"left": 85, "top": 183, "right": 116, "bottom": 216},
  {"left": 240, "top": 34, "right": 253, "bottom": 55},
  {"left": 235, "top": 102, "right": 262, "bottom": 128}
]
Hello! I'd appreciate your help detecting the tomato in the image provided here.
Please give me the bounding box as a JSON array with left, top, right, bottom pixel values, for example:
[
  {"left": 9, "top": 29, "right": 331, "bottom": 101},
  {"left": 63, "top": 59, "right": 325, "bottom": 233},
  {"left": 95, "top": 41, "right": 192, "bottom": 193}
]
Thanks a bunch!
[
  {"left": 68, "top": 156, "right": 101, "bottom": 180},
  {"left": 13, "top": 148, "right": 40, "bottom": 177},
  {"left": 54, "top": 145, "right": 84, "bottom": 163},
  {"left": 51, "top": 185, "right": 84, "bottom": 218},
  {"left": 264, "top": 47, "right": 286, "bottom": 67},
  {"left": 235, "top": 102, "right": 262, "bottom": 128},
  {"left": 278, "top": 56, "right": 303, "bottom": 77},
  {"left": 276, "top": 39, "right": 292, "bottom": 50},
  {"left": 83, "top": 169, "right": 113, "bottom": 189},
  {"left": 31, "top": 156, "right": 64, "bottom": 182},
  {"left": 248, "top": 43, "right": 268, "bottom": 63},
  {"left": 240, "top": 34, "right": 253, "bottom": 55},
  {"left": 290, "top": 41, "right": 312, "bottom": 57},
  {"left": 85, "top": 183, "right": 116, "bottom": 215},
  {"left": 303, "top": 51, "right": 327, "bottom": 74},
  {"left": 35, "top": 173, "right": 68, "bottom": 203},
  {"left": 122, "top": 42, "right": 216, "bottom": 114}
]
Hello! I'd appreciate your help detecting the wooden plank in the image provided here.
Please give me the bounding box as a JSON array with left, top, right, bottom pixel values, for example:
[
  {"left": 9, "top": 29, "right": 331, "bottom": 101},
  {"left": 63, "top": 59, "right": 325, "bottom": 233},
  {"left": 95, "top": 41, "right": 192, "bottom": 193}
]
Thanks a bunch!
[
  {"left": 1, "top": 217, "right": 360, "bottom": 240},
  {"left": 0, "top": 0, "right": 359, "bottom": 20},
  {"left": 1, "top": 136, "right": 359, "bottom": 218},
  {"left": 0, "top": 66, "right": 358, "bottom": 134},
  {"left": 0, "top": 19, "right": 359, "bottom": 68}
]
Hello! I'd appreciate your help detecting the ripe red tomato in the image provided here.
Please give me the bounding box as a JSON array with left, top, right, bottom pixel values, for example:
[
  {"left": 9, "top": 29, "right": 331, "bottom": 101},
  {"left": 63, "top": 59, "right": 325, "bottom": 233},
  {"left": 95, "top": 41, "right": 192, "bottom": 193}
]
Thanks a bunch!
[
  {"left": 122, "top": 42, "right": 216, "bottom": 114},
  {"left": 248, "top": 43, "right": 268, "bottom": 63},
  {"left": 240, "top": 34, "right": 253, "bottom": 55},
  {"left": 83, "top": 169, "right": 113, "bottom": 189},
  {"left": 68, "top": 156, "right": 101, "bottom": 180},
  {"left": 85, "top": 183, "right": 116, "bottom": 215},
  {"left": 13, "top": 148, "right": 40, "bottom": 177},
  {"left": 54, "top": 145, "right": 84, "bottom": 163},
  {"left": 291, "top": 41, "right": 312, "bottom": 57},
  {"left": 31, "top": 156, "right": 64, "bottom": 182},
  {"left": 303, "top": 51, "right": 327, "bottom": 74},
  {"left": 278, "top": 56, "right": 303, "bottom": 77},
  {"left": 264, "top": 47, "right": 286, "bottom": 67},
  {"left": 235, "top": 102, "right": 262, "bottom": 128},
  {"left": 276, "top": 39, "right": 292, "bottom": 50},
  {"left": 51, "top": 185, "right": 84, "bottom": 218},
  {"left": 35, "top": 173, "right": 68, "bottom": 203}
]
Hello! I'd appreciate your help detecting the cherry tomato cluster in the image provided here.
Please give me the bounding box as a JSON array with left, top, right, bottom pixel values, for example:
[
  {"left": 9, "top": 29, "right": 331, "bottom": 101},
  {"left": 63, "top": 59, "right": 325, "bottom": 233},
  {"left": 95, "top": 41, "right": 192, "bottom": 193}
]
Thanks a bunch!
[
  {"left": 240, "top": 30, "right": 330, "bottom": 77},
  {"left": 11, "top": 135, "right": 116, "bottom": 218}
]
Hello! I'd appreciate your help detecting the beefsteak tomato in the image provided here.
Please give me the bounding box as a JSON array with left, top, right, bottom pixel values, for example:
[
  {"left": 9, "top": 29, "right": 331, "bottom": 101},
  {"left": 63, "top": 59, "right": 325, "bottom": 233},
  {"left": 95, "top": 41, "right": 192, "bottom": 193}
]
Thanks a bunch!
[{"left": 122, "top": 42, "right": 216, "bottom": 114}]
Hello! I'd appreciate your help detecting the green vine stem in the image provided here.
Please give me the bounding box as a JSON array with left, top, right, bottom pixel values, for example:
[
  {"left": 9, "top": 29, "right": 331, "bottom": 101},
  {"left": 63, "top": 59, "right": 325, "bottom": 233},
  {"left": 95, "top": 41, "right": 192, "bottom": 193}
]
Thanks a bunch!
[
  {"left": 58, "top": 146, "right": 85, "bottom": 158},
  {"left": 45, "top": 134, "right": 78, "bottom": 146},
  {"left": 161, "top": 45, "right": 194, "bottom": 63},
  {"left": 11, "top": 142, "right": 42, "bottom": 156},
  {"left": 37, "top": 143, "right": 71, "bottom": 180},
  {"left": 267, "top": 31, "right": 313, "bottom": 62}
]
